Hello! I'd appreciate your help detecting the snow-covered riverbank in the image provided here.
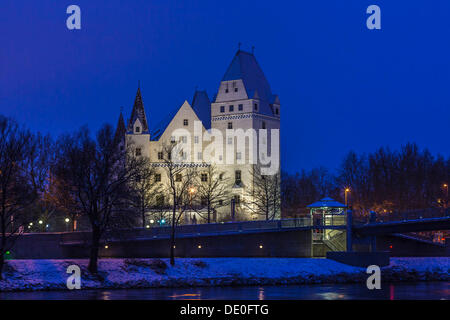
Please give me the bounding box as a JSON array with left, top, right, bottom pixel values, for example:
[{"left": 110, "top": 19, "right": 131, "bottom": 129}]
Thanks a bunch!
[{"left": 0, "top": 257, "right": 449, "bottom": 292}]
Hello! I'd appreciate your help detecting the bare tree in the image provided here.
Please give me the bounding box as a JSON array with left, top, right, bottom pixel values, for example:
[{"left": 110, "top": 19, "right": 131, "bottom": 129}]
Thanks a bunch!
[
  {"left": 160, "top": 143, "right": 197, "bottom": 266},
  {"left": 245, "top": 165, "right": 281, "bottom": 220},
  {"left": 128, "top": 159, "right": 160, "bottom": 228},
  {"left": 0, "top": 117, "right": 49, "bottom": 279},
  {"left": 194, "top": 165, "right": 229, "bottom": 223},
  {"left": 54, "top": 125, "right": 145, "bottom": 274}
]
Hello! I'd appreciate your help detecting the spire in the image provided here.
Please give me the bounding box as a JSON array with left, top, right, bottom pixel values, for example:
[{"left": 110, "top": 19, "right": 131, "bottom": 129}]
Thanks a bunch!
[
  {"left": 128, "top": 87, "right": 149, "bottom": 132},
  {"left": 114, "top": 111, "right": 126, "bottom": 146}
]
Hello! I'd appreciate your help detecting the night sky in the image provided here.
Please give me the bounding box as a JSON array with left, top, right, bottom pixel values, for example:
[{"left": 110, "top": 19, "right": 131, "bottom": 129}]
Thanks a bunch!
[{"left": 1, "top": 0, "right": 449, "bottom": 173}]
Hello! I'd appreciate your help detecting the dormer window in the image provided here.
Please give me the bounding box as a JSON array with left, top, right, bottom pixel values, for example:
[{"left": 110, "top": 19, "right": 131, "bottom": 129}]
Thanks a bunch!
[
  {"left": 234, "top": 88, "right": 238, "bottom": 92},
  {"left": 225, "top": 89, "right": 229, "bottom": 93},
  {"left": 135, "top": 126, "right": 140, "bottom": 133},
  {"left": 183, "top": 119, "right": 188, "bottom": 126},
  {"left": 276, "top": 108, "right": 279, "bottom": 115},
  {"left": 254, "top": 104, "right": 258, "bottom": 111}
]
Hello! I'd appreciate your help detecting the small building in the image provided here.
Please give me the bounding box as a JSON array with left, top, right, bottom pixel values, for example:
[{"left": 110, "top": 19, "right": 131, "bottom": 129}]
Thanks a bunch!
[{"left": 307, "top": 197, "right": 347, "bottom": 255}]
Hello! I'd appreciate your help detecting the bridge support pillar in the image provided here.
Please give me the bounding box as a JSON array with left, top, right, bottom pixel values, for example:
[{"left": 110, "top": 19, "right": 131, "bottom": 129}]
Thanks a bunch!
[
  {"left": 369, "top": 211, "right": 377, "bottom": 252},
  {"left": 346, "top": 209, "right": 353, "bottom": 252}
]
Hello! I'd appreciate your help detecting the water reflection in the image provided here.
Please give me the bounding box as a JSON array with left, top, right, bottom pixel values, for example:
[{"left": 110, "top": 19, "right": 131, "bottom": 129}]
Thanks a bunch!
[{"left": 0, "top": 282, "right": 448, "bottom": 300}]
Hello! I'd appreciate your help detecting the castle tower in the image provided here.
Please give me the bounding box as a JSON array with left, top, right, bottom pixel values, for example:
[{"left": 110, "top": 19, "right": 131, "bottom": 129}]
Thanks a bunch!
[
  {"left": 211, "top": 50, "right": 281, "bottom": 220},
  {"left": 127, "top": 87, "right": 151, "bottom": 157}
]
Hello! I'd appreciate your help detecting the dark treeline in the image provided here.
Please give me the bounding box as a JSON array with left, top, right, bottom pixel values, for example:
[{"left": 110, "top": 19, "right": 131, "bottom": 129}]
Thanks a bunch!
[{"left": 282, "top": 143, "right": 450, "bottom": 217}]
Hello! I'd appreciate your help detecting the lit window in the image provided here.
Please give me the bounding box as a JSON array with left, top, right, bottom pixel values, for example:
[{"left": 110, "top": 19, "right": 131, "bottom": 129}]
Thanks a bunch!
[
  {"left": 228, "top": 122, "right": 233, "bottom": 129},
  {"left": 183, "top": 119, "right": 188, "bottom": 126}
]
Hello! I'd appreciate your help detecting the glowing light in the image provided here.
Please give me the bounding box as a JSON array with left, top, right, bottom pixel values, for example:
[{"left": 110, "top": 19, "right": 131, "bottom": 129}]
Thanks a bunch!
[
  {"left": 146, "top": 225, "right": 150, "bottom": 229},
  {"left": 65, "top": 218, "right": 70, "bottom": 223},
  {"left": 29, "top": 222, "right": 33, "bottom": 226},
  {"left": 197, "top": 245, "right": 202, "bottom": 249},
  {"left": 150, "top": 219, "right": 154, "bottom": 224},
  {"left": 38, "top": 220, "right": 43, "bottom": 225},
  {"left": 104, "top": 245, "right": 109, "bottom": 249},
  {"left": 259, "top": 245, "right": 263, "bottom": 249},
  {"left": 189, "top": 187, "right": 196, "bottom": 194}
]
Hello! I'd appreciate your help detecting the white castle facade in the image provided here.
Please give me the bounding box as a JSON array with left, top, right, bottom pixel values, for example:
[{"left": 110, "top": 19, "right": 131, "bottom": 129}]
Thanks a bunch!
[{"left": 117, "top": 50, "right": 280, "bottom": 223}]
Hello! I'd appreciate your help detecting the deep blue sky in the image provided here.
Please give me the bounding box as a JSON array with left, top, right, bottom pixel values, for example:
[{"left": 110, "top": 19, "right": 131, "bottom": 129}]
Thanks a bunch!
[{"left": 1, "top": 1, "right": 449, "bottom": 173}]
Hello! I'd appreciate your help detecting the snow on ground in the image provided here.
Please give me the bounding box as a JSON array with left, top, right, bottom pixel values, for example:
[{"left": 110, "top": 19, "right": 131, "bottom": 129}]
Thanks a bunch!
[{"left": 0, "top": 257, "right": 448, "bottom": 292}]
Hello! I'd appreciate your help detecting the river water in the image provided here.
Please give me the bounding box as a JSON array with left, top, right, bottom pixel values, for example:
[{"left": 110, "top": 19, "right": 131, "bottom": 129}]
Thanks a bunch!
[{"left": 0, "top": 282, "right": 448, "bottom": 300}]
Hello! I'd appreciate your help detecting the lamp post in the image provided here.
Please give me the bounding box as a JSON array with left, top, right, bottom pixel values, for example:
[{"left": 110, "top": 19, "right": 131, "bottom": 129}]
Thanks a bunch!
[
  {"left": 65, "top": 218, "right": 70, "bottom": 232},
  {"left": 345, "top": 188, "right": 351, "bottom": 207},
  {"left": 443, "top": 183, "right": 448, "bottom": 208}
]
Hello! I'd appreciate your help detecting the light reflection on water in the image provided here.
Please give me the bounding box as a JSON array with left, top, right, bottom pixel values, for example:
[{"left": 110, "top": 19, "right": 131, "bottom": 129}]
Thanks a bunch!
[{"left": 0, "top": 282, "right": 448, "bottom": 300}]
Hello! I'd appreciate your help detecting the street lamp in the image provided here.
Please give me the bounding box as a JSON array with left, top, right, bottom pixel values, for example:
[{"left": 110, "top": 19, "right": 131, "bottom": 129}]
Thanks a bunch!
[
  {"left": 344, "top": 188, "right": 351, "bottom": 207},
  {"left": 443, "top": 184, "right": 448, "bottom": 208}
]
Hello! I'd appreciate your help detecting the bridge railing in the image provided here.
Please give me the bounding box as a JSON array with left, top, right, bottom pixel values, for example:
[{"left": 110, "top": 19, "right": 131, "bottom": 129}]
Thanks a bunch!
[{"left": 374, "top": 208, "right": 449, "bottom": 223}]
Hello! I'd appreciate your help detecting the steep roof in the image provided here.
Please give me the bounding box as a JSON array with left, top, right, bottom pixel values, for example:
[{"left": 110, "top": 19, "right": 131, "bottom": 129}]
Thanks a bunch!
[
  {"left": 149, "top": 107, "right": 179, "bottom": 141},
  {"left": 127, "top": 87, "right": 149, "bottom": 132},
  {"left": 221, "top": 50, "right": 275, "bottom": 116},
  {"left": 114, "top": 111, "right": 126, "bottom": 145},
  {"left": 191, "top": 90, "right": 211, "bottom": 129}
]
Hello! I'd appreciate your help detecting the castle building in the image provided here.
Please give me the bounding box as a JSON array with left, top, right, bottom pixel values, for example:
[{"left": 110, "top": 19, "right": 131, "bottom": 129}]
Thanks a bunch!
[{"left": 118, "top": 50, "right": 280, "bottom": 223}]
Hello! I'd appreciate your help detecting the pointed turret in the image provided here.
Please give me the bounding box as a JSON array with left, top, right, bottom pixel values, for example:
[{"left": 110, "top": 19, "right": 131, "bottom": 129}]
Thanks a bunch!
[
  {"left": 128, "top": 87, "right": 149, "bottom": 133},
  {"left": 114, "top": 111, "right": 126, "bottom": 146}
]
